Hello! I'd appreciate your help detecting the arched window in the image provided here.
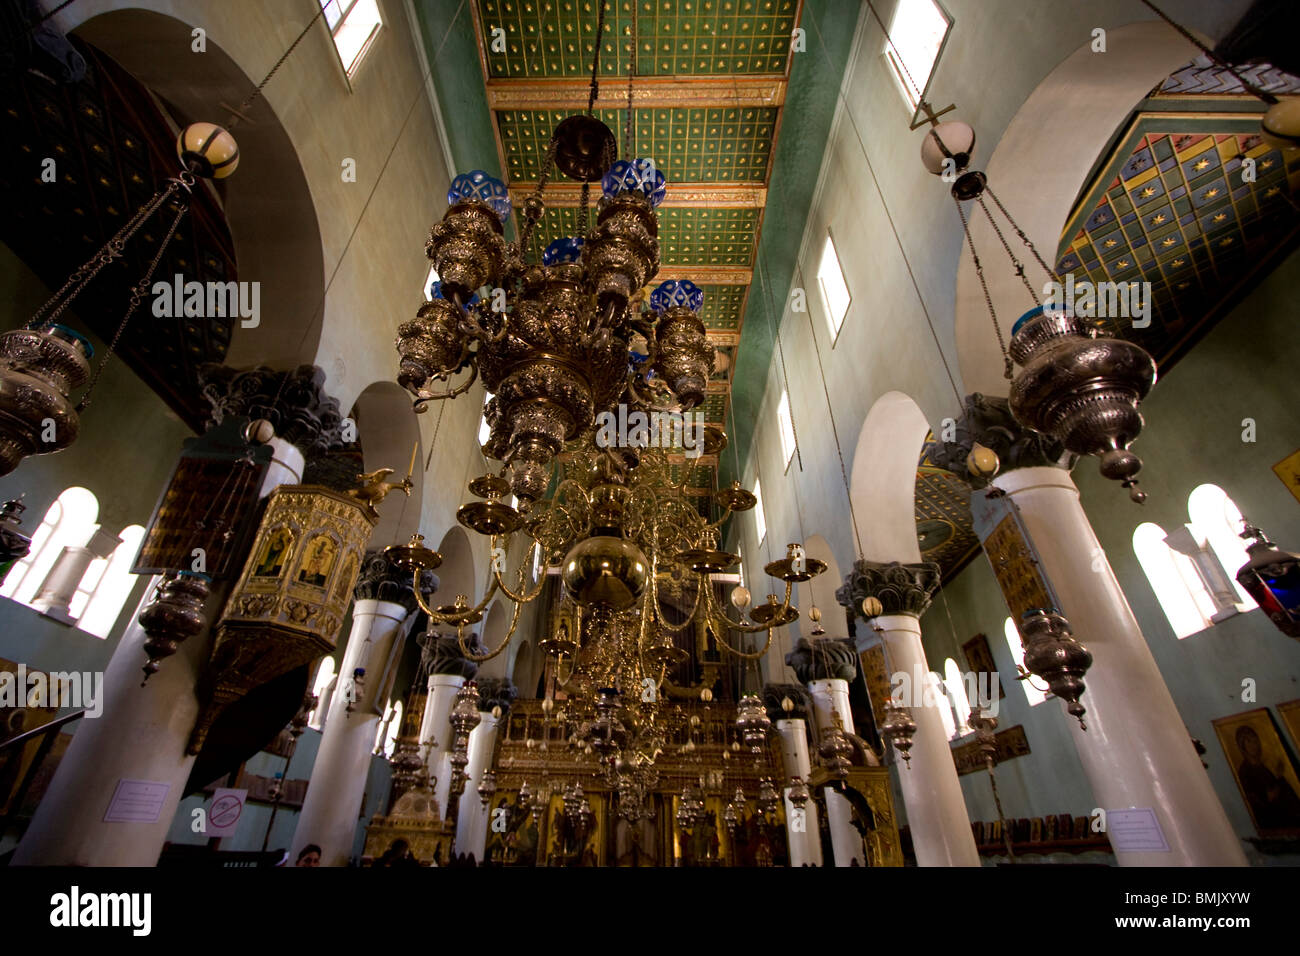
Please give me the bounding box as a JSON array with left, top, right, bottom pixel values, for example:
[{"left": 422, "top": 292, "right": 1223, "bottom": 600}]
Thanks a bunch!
[
  {"left": 1133, "top": 522, "right": 1216, "bottom": 638},
  {"left": 1188, "top": 483, "right": 1256, "bottom": 608},
  {"left": 74, "top": 524, "right": 145, "bottom": 639},
  {"left": 309, "top": 657, "right": 337, "bottom": 731},
  {"left": 943, "top": 657, "right": 971, "bottom": 735},
  {"left": 1003, "top": 617, "right": 1048, "bottom": 706},
  {"left": 1, "top": 487, "right": 99, "bottom": 606}
]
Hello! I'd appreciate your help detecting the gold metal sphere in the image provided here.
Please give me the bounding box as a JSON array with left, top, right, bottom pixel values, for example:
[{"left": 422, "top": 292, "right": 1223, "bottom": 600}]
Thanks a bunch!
[
  {"left": 700, "top": 688, "right": 713, "bottom": 703},
  {"left": 781, "top": 696, "right": 794, "bottom": 713},
  {"left": 861, "top": 596, "right": 884, "bottom": 618},
  {"left": 966, "top": 441, "right": 1000, "bottom": 480},
  {"left": 561, "top": 534, "right": 649, "bottom": 610},
  {"left": 731, "top": 585, "right": 751, "bottom": 610}
]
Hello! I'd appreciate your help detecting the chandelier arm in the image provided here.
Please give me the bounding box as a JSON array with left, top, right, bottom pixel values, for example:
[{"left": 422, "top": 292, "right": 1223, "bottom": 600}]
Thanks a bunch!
[
  {"left": 490, "top": 535, "right": 548, "bottom": 604},
  {"left": 455, "top": 297, "right": 507, "bottom": 345},
  {"left": 411, "top": 361, "right": 479, "bottom": 412},
  {"left": 410, "top": 570, "right": 501, "bottom": 624},
  {"left": 701, "top": 578, "right": 795, "bottom": 635},
  {"left": 455, "top": 594, "right": 524, "bottom": 663}
]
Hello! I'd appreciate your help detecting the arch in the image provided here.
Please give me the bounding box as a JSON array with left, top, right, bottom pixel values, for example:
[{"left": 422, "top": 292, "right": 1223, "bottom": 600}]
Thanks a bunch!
[
  {"left": 955, "top": 20, "right": 1219, "bottom": 394},
  {"left": 351, "top": 381, "right": 424, "bottom": 546},
  {"left": 434, "top": 526, "right": 477, "bottom": 611},
  {"left": 849, "top": 391, "right": 931, "bottom": 563},
  {"left": 802, "top": 534, "right": 844, "bottom": 620},
  {"left": 67, "top": 7, "right": 326, "bottom": 369}
]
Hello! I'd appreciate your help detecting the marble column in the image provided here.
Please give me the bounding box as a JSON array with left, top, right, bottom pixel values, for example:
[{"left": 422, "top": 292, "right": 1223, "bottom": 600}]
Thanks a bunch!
[
  {"left": 992, "top": 466, "right": 1246, "bottom": 865},
  {"left": 453, "top": 677, "right": 515, "bottom": 860},
  {"left": 291, "top": 550, "right": 430, "bottom": 866},
  {"left": 772, "top": 714, "right": 822, "bottom": 866},
  {"left": 931, "top": 393, "right": 1245, "bottom": 865},
  {"left": 838, "top": 561, "right": 981, "bottom": 867},
  {"left": 13, "top": 365, "right": 342, "bottom": 865},
  {"left": 416, "top": 632, "right": 478, "bottom": 817},
  {"left": 784, "top": 641, "right": 868, "bottom": 868}
]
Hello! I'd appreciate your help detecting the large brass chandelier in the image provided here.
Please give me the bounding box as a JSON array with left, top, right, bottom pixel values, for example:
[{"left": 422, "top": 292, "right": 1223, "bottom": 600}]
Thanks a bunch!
[{"left": 394, "top": 6, "right": 711, "bottom": 504}]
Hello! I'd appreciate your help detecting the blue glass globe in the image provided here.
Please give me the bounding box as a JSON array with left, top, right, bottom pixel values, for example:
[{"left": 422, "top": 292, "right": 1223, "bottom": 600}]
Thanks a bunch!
[
  {"left": 428, "top": 281, "right": 479, "bottom": 306},
  {"left": 601, "top": 158, "right": 667, "bottom": 207},
  {"left": 447, "top": 169, "right": 512, "bottom": 223},
  {"left": 542, "top": 236, "right": 584, "bottom": 265},
  {"left": 649, "top": 280, "right": 704, "bottom": 314}
]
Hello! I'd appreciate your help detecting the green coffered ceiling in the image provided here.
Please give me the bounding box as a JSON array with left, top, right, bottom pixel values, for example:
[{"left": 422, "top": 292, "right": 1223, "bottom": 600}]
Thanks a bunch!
[{"left": 413, "top": 0, "right": 861, "bottom": 499}]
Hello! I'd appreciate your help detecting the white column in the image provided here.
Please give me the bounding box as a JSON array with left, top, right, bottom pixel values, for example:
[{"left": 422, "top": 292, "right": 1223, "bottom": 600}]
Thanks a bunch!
[
  {"left": 875, "top": 614, "right": 981, "bottom": 866},
  {"left": 423, "top": 673, "right": 467, "bottom": 816},
  {"left": 290, "top": 598, "right": 407, "bottom": 866},
  {"left": 260, "top": 436, "right": 304, "bottom": 494},
  {"left": 806, "top": 678, "right": 863, "bottom": 866},
  {"left": 993, "top": 466, "right": 1246, "bottom": 865},
  {"left": 774, "top": 718, "right": 822, "bottom": 866},
  {"left": 454, "top": 709, "right": 499, "bottom": 860},
  {"left": 12, "top": 576, "right": 229, "bottom": 865},
  {"left": 32, "top": 527, "right": 121, "bottom": 623}
]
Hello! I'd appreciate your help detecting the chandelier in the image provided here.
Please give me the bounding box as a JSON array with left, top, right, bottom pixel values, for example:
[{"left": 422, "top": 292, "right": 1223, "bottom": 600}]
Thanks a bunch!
[{"left": 394, "top": 5, "right": 714, "bottom": 505}]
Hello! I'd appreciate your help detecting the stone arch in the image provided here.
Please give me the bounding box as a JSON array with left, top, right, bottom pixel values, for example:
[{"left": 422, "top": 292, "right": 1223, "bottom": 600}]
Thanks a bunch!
[
  {"left": 849, "top": 391, "right": 931, "bottom": 564},
  {"left": 955, "top": 20, "right": 1216, "bottom": 395},
  {"left": 351, "top": 381, "right": 423, "bottom": 546},
  {"left": 66, "top": 6, "right": 326, "bottom": 369},
  {"left": 434, "top": 526, "right": 476, "bottom": 613}
]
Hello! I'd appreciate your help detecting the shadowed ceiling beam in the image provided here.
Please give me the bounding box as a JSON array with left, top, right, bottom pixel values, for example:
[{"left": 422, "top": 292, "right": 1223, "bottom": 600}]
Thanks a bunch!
[
  {"left": 509, "top": 182, "right": 766, "bottom": 208},
  {"left": 486, "top": 76, "right": 786, "bottom": 110}
]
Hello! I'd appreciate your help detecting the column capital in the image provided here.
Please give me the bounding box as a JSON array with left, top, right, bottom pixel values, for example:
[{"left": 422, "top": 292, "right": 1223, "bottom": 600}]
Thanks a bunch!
[
  {"left": 783, "top": 638, "right": 857, "bottom": 685},
  {"left": 476, "top": 677, "right": 517, "bottom": 716},
  {"left": 417, "top": 630, "right": 482, "bottom": 679},
  {"left": 836, "top": 560, "right": 941, "bottom": 620},
  {"left": 353, "top": 549, "right": 437, "bottom": 614},
  {"left": 198, "top": 363, "right": 346, "bottom": 458},
  {"left": 762, "top": 682, "right": 813, "bottom": 722},
  {"left": 924, "top": 393, "right": 1066, "bottom": 487}
]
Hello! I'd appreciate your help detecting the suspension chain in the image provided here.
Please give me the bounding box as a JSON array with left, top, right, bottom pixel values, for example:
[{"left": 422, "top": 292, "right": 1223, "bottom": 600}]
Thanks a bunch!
[{"left": 955, "top": 196, "right": 1013, "bottom": 380}]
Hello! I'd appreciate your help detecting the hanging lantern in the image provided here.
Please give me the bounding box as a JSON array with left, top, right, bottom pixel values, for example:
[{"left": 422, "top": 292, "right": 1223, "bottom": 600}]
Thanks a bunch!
[
  {"left": 448, "top": 680, "right": 482, "bottom": 800},
  {"left": 1019, "top": 608, "right": 1093, "bottom": 729},
  {"left": 1008, "top": 305, "right": 1157, "bottom": 503},
  {"left": 735, "top": 693, "right": 772, "bottom": 754},
  {"left": 817, "top": 712, "right": 854, "bottom": 780},
  {"left": 0, "top": 325, "right": 93, "bottom": 477},
  {"left": 648, "top": 280, "right": 713, "bottom": 408},
  {"left": 878, "top": 700, "right": 918, "bottom": 765},
  {"left": 788, "top": 776, "right": 811, "bottom": 810},
  {"left": 1236, "top": 526, "right": 1300, "bottom": 640},
  {"left": 139, "top": 571, "right": 211, "bottom": 685},
  {"left": 477, "top": 769, "right": 498, "bottom": 807},
  {"left": 756, "top": 777, "right": 780, "bottom": 816}
]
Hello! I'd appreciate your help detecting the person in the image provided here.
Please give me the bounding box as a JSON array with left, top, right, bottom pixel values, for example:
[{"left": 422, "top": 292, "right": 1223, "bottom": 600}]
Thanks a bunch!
[
  {"left": 1235, "top": 725, "right": 1300, "bottom": 831},
  {"left": 295, "top": 844, "right": 321, "bottom": 867},
  {"left": 375, "top": 838, "right": 420, "bottom": 867}
]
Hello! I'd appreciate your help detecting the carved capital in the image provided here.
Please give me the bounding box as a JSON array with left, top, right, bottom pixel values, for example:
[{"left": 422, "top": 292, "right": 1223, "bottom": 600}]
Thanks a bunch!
[
  {"left": 923, "top": 393, "right": 1066, "bottom": 486},
  {"left": 418, "top": 630, "right": 483, "bottom": 680},
  {"left": 762, "top": 682, "right": 813, "bottom": 722},
  {"left": 476, "top": 677, "right": 518, "bottom": 716},
  {"left": 836, "top": 560, "right": 941, "bottom": 620},
  {"left": 784, "top": 638, "right": 858, "bottom": 685},
  {"left": 353, "top": 549, "right": 436, "bottom": 615},
  {"left": 198, "top": 364, "right": 346, "bottom": 458}
]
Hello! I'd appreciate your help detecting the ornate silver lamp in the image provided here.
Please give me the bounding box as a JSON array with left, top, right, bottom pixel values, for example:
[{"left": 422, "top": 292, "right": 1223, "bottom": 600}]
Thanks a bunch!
[{"left": 1019, "top": 608, "right": 1093, "bottom": 728}]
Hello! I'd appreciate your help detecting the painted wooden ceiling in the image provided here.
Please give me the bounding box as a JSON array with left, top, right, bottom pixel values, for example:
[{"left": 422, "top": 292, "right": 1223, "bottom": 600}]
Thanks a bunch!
[{"left": 1055, "top": 59, "right": 1300, "bottom": 369}]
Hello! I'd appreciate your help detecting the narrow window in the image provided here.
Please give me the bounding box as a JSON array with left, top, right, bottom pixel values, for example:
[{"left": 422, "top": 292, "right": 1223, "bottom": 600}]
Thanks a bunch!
[
  {"left": 883, "top": 0, "right": 951, "bottom": 111},
  {"left": 817, "top": 233, "right": 851, "bottom": 339},
  {"left": 753, "top": 479, "right": 767, "bottom": 544},
  {"left": 943, "top": 657, "right": 971, "bottom": 734},
  {"left": 76, "top": 525, "right": 146, "bottom": 639},
  {"left": 1187, "top": 484, "right": 1256, "bottom": 608},
  {"left": 777, "top": 391, "right": 796, "bottom": 468},
  {"left": 320, "top": 0, "right": 383, "bottom": 78}
]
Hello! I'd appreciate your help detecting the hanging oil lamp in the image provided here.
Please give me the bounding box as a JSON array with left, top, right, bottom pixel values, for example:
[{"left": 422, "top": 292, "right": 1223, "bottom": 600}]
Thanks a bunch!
[{"left": 1236, "top": 525, "right": 1300, "bottom": 640}]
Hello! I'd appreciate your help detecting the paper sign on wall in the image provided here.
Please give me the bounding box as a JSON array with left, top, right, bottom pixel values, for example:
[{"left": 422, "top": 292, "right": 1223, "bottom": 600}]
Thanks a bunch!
[
  {"left": 103, "top": 779, "right": 171, "bottom": 823},
  {"left": 1108, "top": 807, "right": 1170, "bottom": 852}
]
